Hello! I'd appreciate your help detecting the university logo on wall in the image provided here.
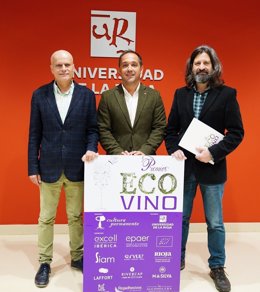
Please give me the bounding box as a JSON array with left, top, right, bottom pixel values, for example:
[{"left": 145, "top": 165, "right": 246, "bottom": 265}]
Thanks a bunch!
[{"left": 90, "top": 10, "right": 136, "bottom": 57}]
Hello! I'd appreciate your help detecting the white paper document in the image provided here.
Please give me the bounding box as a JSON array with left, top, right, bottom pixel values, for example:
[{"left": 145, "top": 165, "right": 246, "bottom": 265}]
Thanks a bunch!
[{"left": 179, "top": 118, "right": 224, "bottom": 164}]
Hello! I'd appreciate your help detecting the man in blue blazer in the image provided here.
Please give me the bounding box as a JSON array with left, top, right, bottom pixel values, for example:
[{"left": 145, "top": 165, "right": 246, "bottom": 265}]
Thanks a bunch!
[
  {"left": 165, "top": 45, "right": 244, "bottom": 292},
  {"left": 28, "top": 50, "right": 99, "bottom": 287}
]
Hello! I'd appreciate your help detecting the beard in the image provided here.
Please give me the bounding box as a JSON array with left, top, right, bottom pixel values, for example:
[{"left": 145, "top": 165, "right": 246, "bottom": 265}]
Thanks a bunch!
[{"left": 194, "top": 71, "right": 212, "bottom": 83}]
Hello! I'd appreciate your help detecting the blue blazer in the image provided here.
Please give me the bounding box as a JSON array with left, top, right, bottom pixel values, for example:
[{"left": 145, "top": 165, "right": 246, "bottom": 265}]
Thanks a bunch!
[{"left": 28, "top": 81, "right": 99, "bottom": 183}]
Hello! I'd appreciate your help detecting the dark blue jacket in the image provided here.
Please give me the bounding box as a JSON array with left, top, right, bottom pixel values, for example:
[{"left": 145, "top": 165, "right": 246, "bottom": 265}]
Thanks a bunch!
[{"left": 28, "top": 81, "right": 99, "bottom": 183}]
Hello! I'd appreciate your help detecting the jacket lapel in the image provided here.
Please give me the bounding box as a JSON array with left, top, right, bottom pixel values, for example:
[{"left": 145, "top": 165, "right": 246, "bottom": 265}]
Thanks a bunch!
[
  {"left": 200, "top": 87, "right": 219, "bottom": 118},
  {"left": 115, "top": 85, "right": 132, "bottom": 128},
  {"left": 65, "top": 82, "right": 81, "bottom": 122},
  {"left": 133, "top": 84, "right": 147, "bottom": 128},
  {"left": 186, "top": 88, "right": 195, "bottom": 119},
  {"left": 45, "top": 82, "right": 63, "bottom": 125}
]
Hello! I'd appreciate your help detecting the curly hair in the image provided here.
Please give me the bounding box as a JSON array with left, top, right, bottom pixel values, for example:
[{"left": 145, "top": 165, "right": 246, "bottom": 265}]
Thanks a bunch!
[{"left": 185, "top": 45, "right": 224, "bottom": 88}]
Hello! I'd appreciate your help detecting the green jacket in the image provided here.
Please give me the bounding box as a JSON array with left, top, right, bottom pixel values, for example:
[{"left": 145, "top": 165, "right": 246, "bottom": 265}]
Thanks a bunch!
[{"left": 98, "top": 83, "right": 166, "bottom": 155}]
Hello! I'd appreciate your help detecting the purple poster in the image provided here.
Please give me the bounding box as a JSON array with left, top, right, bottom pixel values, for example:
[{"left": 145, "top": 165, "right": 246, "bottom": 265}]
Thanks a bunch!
[{"left": 84, "top": 156, "right": 184, "bottom": 292}]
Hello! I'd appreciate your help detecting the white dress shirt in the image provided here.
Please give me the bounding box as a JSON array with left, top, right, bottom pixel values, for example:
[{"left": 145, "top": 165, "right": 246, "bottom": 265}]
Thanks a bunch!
[
  {"left": 122, "top": 83, "right": 140, "bottom": 127},
  {"left": 53, "top": 82, "right": 74, "bottom": 123}
]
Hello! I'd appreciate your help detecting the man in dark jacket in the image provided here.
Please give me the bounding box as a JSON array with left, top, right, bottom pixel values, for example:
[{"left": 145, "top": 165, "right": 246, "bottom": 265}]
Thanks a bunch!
[
  {"left": 28, "top": 50, "right": 99, "bottom": 287},
  {"left": 165, "top": 45, "right": 244, "bottom": 292}
]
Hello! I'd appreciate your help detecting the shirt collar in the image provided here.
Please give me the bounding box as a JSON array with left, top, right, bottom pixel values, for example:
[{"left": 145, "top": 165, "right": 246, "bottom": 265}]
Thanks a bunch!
[
  {"left": 54, "top": 81, "right": 74, "bottom": 96},
  {"left": 122, "top": 83, "right": 140, "bottom": 96},
  {"left": 193, "top": 86, "right": 210, "bottom": 95}
]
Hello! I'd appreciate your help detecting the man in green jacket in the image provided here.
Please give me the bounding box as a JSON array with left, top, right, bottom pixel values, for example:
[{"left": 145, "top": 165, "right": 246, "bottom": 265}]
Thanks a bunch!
[{"left": 98, "top": 50, "right": 166, "bottom": 155}]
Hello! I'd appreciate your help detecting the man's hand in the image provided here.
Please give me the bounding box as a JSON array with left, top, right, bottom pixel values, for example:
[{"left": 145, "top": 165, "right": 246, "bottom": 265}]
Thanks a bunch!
[
  {"left": 195, "top": 146, "right": 213, "bottom": 163},
  {"left": 29, "top": 175, "right": 41, "bottom": 186},
  {"left": 121, "top": 150, "right": 131, "bottom": 155},
  {"left": 129, "top": 151, "right": 145, "bottom": 156},
  {"left": 171, "top": 149, "right": 187, "bottom": 160},
  {"left": 81, "top": 151, "right": 98, "bottom": 162},
  {"left": 121, "top": 151, "right": 145, "bottom": 155}
]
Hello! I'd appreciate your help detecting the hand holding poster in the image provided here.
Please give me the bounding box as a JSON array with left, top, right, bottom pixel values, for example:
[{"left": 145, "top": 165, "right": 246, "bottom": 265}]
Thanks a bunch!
[{"left": 84, "top": 155, "right": 184, "bottom": 292}]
